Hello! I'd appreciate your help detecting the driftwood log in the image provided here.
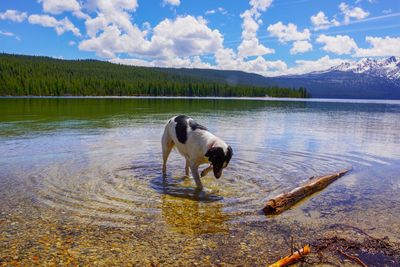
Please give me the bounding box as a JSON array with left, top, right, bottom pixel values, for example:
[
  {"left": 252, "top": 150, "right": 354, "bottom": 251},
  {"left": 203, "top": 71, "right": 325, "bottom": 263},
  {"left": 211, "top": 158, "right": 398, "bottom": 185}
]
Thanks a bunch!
[
  {"left": 263, "top": 168, "right": 351, "bottom": 215},
  {"left": 268, "top": 244, "right": 311, "bottom": 267}
]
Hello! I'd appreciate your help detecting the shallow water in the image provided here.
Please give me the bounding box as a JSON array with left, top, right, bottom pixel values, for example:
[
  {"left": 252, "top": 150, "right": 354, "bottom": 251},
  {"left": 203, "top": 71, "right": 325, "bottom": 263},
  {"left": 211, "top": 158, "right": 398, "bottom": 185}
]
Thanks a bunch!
[{"left": 1, "top": 98, "right": 400, "bottom": 266}]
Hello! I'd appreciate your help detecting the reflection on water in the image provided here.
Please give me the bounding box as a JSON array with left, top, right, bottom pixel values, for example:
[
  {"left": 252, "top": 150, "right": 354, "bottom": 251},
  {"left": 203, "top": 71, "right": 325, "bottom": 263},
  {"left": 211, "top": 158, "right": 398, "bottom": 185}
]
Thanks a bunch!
[
  {"left": 161, "top": 194, "right": 229, "bottom": 235},
  {"left": 1, "top": 97, "right": 400, "bottom": 265},
  {"left": 151, "top": 173, "right": 228, "bottom": 234}
]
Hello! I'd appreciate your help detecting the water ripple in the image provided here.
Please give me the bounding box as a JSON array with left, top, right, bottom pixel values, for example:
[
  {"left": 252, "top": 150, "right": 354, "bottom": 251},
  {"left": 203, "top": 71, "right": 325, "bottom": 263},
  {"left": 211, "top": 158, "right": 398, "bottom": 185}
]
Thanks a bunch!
[{"left": 25, "top": 146, "right": 383, "bottom": 228}]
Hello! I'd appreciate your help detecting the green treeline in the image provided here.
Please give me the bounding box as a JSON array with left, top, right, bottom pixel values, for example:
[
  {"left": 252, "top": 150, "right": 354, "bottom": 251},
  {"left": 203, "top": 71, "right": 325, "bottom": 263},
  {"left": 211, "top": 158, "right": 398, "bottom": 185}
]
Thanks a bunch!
[{"left": 0, "top": 54, "right": 310, "bottom": 98}]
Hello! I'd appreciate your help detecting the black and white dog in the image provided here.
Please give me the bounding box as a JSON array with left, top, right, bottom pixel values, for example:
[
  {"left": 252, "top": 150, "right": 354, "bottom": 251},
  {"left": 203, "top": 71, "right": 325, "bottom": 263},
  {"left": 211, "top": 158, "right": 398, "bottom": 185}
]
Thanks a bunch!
[{"left": 162, "top": 115, "right": 233, "bottom": 190}]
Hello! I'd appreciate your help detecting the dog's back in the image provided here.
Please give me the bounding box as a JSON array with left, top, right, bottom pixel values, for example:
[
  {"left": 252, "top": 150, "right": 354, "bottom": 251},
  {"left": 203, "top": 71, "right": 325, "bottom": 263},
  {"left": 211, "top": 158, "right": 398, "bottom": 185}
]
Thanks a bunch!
[
  {"left": 162, "top": 115, "right": 233, "bottom": 188},
  {"left": 162, "top": 115, "right": 211, "bottom": 157}
]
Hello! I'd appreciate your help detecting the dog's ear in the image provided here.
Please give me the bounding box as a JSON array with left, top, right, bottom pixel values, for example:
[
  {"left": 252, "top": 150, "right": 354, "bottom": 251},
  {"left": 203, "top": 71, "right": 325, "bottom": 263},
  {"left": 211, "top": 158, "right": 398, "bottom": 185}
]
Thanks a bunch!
[
  {"left": 205, "top": 147, "right": 216, "bottom": 159},
  {"left": 227, "top": 145, "right": 233, "bottom": 157},
  {"left": 225, "top": 145, "right": 233, "bottom": 164}
]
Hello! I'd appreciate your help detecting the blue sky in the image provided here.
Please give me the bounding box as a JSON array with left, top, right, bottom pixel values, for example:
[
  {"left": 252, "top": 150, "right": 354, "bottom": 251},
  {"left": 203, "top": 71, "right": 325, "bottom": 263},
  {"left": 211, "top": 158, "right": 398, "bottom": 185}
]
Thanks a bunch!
[{"left": 0, "top": 0, "right": 399, "bottom": 76}]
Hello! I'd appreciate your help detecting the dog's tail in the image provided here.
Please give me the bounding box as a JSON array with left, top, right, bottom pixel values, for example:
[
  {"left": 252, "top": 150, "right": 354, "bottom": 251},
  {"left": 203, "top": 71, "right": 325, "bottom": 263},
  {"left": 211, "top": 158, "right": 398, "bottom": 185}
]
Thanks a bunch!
[{"left": 162, "top": 119, "right": 175, "bottom": 174}]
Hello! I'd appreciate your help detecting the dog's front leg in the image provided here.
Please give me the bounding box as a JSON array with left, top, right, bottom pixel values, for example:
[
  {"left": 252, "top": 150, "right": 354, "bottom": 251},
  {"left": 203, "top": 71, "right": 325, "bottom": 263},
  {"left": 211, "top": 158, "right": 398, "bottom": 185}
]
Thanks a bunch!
[{"left": 189, "top": 164, "right": 203, "bottom": 190}]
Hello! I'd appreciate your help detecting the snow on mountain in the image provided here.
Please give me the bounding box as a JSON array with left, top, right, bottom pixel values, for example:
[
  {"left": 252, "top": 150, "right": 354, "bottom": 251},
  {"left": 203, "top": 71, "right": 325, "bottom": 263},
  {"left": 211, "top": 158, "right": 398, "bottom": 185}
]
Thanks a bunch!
[{"left": 328, "top": 56, "right": 400, "bottom": 80}]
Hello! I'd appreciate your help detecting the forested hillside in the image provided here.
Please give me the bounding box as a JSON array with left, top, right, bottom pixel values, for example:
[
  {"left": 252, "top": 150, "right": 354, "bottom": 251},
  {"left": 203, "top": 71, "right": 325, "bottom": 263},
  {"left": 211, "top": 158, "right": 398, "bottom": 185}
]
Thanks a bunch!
[
  {"left": 0, "top": 54, "right": 310, "bottom": 98},
  {"left": 158, "top": 61, "right": 400, "bottom": 100}
]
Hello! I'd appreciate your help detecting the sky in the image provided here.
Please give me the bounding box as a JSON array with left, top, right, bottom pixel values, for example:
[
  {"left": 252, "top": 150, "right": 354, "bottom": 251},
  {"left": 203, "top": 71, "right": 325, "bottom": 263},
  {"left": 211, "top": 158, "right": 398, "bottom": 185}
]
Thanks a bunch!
[{"left": 0, "top": 0, "right": 399, "bottom": 76}]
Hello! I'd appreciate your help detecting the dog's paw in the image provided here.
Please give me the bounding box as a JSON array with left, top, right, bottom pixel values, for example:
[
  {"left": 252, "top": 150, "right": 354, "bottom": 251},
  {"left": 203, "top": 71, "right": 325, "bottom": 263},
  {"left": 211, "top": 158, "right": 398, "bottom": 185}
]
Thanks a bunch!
[
  {"left": 200, "top": 165, "right": 212, "bottom": 177},
  {"left": 196, "top": 190, "right": 207, "bottom": 199},
  {"left": 203, "top": 187, "right": 214, "bottom": 194}
]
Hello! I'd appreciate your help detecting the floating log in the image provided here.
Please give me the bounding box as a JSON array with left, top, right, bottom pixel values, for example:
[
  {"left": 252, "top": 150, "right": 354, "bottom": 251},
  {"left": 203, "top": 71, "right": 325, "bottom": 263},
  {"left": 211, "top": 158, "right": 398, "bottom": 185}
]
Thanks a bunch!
[
  {"left": 263, "top": 168, "right": 351, "bottom": 215},
  {"left": 268, "top": 244, "right": 311, "bottom": 267}
]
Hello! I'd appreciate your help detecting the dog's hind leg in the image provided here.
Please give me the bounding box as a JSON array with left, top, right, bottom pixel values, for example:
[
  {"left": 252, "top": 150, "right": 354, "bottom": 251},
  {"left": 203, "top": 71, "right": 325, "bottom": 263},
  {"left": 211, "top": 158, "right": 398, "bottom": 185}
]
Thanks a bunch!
[
  {"left": 185, "top": 159, "right": 190, "bottom": 177},
  {"left": 162, "top": 131, "right": 174, "bottom": 176}
]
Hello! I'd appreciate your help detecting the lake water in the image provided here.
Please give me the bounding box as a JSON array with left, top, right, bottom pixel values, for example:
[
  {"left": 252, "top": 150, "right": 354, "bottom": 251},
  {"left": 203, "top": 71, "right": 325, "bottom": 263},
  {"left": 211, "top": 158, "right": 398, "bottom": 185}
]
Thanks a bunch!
[{"left": 1, "top": 97, "right": 400, "bottom": 266}]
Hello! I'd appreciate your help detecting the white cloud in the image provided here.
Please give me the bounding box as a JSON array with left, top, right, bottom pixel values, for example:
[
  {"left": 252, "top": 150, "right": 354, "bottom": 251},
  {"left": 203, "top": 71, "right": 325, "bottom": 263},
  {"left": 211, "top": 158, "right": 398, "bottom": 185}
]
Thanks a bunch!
[
  {"left": 148, "top": 15, "right": 223, "bottom": 58},
  {"left": 38, "top": 0, "right": 87, "bottom": 18},
  {"left": 218, "top": 7, "right": 228, "bottom": 15},
  {"left": 243, "top": 57, "right": 287, "bottom": 74},
  {"left": 382, "top": 9, "right": 392, "bottom": 14},
  {"left": 316, "top": 34, "right": 358, "bottom": 55},
  {"left": 0, "top": 10, "right": 27, "bottom": 22},
  {"left": 267, "top": 22, "right": 310, "bottom": 43},
  {"left": 241, "top": 10, "right": 259, "bottom": 40},
  {"left": 205, "top": 7, "right": 227, "bottom": 16},
  {"left": 79, "top": 0, "right": 147, "bottom": 57},
  {"left": 69, "top": 40, "right": 76, "bottom": 46},
  {"left": 280, "top": 56, "right": 349, "bottom": 76},
  {"left": 315, "top": 34, "right": 400, "bottom": 58},
  {"left": 85, "top": 0, "right": 139, "bottom": 33},
  {"left": 238, "top": 39, "right": 275, "bottom": 57},
  {"left": 85, "top": 14, "right": 109, "bottom": 37},
  {"left": 310, "top": 11, "right": 340, "bottom": 30},
  {"left": 87, "top": 0, "right": 139, "bottom": 12},
  {"left": 311, "top": 4, "right": 369, "bottom": 30},
  {"left": 238, "top": 10, "right": 275, "bottom": 57},
  {"left": 339, "top": 2, "right": 369, "bottom": 24},
  {"left": 354, "top": 36, "right": 400, "bottom": 57},
  {"left": 214, "top": 52, "right": 349, "bottom": 77},
  {"left": 0, "top": 30, "right": 21, "bottom": 41},
  {"left": 237, "top": 0, "right": 274, "bottom": 57},
  {"left": 28, "top": 14, "right": 81, "bottom": 36},
  {"left": 79, "top": 25, "right": 145, "bottom": 58},
  {"left": 0, "top": 30, "right": 14, "bottom": 37},
  {"left": 205, "top": 9, "right": 216, "bottom": 15},
  {"left": 311, "top": 11, "right": 328, "bottom": 28},
  {"left": 214, "top": 48, "right": 240, "bottom": 70},
  {"left": 163, "top": 0, "right": 180, "bottom": 7},
  {"left": 249, "top": 0, "right": 273, "bottom": 12},
  {"left": 290, "top": 41, "right": 312, "bottom": 54},
  {"left": 111, "top": 55, "right": 213, "bottom": 69},
  {"left": 39, "top": 0, "right": 79, "bottom": 14},
  {"left": 214, "top": 48, "right": 287, "bottom": 76},
  {"left": 79, "top": 15, "right": 223, "bottom": 59}
]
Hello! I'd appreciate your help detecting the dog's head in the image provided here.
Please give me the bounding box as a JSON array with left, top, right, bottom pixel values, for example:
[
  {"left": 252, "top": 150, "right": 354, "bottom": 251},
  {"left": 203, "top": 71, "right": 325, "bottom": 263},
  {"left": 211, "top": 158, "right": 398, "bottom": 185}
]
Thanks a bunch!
[{"left": 205, "top": 145, "right": 233, "bottom": 179}]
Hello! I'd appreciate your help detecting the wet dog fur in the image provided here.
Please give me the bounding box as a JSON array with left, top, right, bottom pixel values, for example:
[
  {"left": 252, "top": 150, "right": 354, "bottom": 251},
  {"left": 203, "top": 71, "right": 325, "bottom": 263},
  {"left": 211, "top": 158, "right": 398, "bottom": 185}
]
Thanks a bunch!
[{"left": 161, "top": 115, "right": 233, "bottom": 190}]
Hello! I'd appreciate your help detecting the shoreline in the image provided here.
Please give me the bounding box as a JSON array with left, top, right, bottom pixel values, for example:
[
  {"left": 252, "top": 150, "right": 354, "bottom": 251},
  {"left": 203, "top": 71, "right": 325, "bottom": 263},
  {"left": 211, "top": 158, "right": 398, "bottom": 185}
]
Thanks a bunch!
[{"left": 1, "top": 95, "right": 400, "bottom": 105}]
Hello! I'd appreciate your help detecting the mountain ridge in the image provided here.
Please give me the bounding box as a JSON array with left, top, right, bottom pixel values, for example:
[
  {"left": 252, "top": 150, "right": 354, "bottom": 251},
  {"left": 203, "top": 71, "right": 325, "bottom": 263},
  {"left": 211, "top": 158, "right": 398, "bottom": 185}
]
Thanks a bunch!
[
  {"left": 323, "top": 56, "right": 400, "bottom": 80},
  {"left": 158, "top": 56, "right": 400, "bottom": 99}
]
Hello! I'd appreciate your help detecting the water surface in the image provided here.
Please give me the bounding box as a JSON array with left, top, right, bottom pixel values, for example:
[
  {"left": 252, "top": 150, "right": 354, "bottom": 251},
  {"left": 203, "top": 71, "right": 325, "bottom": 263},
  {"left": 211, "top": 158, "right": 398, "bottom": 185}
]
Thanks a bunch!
[{"left": 1, "top": 98, "right": 400, "bottom": 266}]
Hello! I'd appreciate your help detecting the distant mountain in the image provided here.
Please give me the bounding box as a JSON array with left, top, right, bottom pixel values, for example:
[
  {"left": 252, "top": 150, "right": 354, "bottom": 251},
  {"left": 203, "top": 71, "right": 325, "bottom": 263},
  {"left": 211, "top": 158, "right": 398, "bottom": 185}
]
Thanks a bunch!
[
  {"left": 160, "top": 56, "right": 400, "bottom": 99},
  {"left": 271, "top": 57, "right": 400, "bottom": 99},
  {"left": 327, "top": 56, "right": 400, "bottom": 80},
  {"left": 271, "top": 71, "right": 400, "bottom": 99}
]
